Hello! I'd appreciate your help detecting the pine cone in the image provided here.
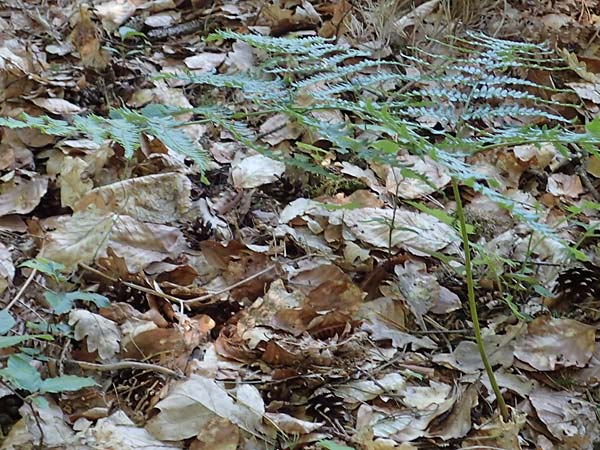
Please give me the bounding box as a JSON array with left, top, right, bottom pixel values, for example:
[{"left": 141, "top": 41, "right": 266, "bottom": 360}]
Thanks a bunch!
[
  {"left": 545, "top": 262, "right": 600, "bottom": 309},
  {"left": 306, "top": 390, "right": 346, "bottom": 422}
]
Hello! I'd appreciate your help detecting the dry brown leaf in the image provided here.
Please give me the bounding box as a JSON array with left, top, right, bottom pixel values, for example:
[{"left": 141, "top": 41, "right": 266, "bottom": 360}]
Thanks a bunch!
[
  {"left": 354, "top": 380, "right": 455, "bottom": 442},
  {"left": 263, "top": 412, "right": 323, "bottom": 434},
  {"left": 342, "top": 207, "right": 460, "bottom": 256},
  {"left": 74, "top": 410, "right": 180, "bottom": 449},
  {"left": 69, "top": 5, "right": 110, "bottom": 69},
  {"left": 60, "top": 156, "right": 94, "bottom": 208},
  {"left": 74, "top": 172, "right": 192, "bottom": 223},
  {"left": 385, "top": 155, "right": 450, "bottom": 199},
  {"left": 586, "top": 155, "right": 600, "bottom": 177},
  {"left": 335, "top": 373, "right": 406, "bottom": 403},
  {"left": 121, "top": 327, "right": 187, "bottom": 362},
  {"left": 0, "top": 242, "right": 14, "bottom": 294},
  {"left": 513, "top": 143, "right": 562, "bottom": 170},
  {"left": 146, "top": 375, "right": 271, "bottom": 442},
  {"left": 43, "top": 209, "right": 189, "bottom": 272},
  {"left": 393, "top": 260, "right": 460, "bottom": 326},
  {"left": 259, "top": 113, "right": 303, "bottom": 146},
  {"left": 127, "top": 83, "right": 193, "bottom": 121},
  {"left": 391, "top": 0, "right": 440, "bottom": 37},
  {"left": 69, "top": 309, "right": 121, "bottom": 360},
  {"left": 529, "top": 387, "right": 600, "bottom": 447},
  {"left": 2, "top": 399, "right": 75, "bottom": 448},
  {"left": 427, "top": 384, "right": 477, "bottom": 439},
  {"left": 546, "top": 173, "right": 584, "bottom": 198},
  {"left": 462, "top": 412, "right": 525, "bottom": 450},
  {"left": 0, "top": 215, "right": 27, "bottom": 232},
  {"left": 224, "top": 40, "right": 254, "bottom": 72},
  {"left": 361, "top": 297, "right": 437, "bottom": 350},
  {"left": 30, "top": 97, "right": 83, "bottom": 115},
  {"left": 238, "top": 279, "right": 305, "bottom": 335},
  {"left": 215, "top": 325, "right": 256, "bottom": 362},
  {"left": 231, "top": 153, "right": 285, "bottom": 189},
  {"left": 433, "top": 330, "right": 517, "bottom": 373},
  {"left": 94, "top": 0, "right": 137, "bottom": 32},
  {"left": 514, "top": 316, "right": 595, "bottom": 371},
  {"left": 190, "top": 416, "right": 239, "bottom": 450},
  {"left": 146, "top": 375, "right": 236, "bottom": 441},
  {"left": 0, "top": 174, "right": 48, "bottom": 217},
  {"left": 0, "top": 38, "right": 37, "bottom": 74},
  {"left": 145, "top": 12, "right": 180, "bottom": 28},
  {"left": 184, "top": 52, "right": 226, "bottom": 72},
  {"left": 340, "top": 162, "right": 386, "bottom": 194}
]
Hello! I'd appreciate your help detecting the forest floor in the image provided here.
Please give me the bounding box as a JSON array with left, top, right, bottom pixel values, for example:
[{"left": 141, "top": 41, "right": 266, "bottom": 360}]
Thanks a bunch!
[{"left": 2, "top": 0, "right": 600, "bottom": 449}]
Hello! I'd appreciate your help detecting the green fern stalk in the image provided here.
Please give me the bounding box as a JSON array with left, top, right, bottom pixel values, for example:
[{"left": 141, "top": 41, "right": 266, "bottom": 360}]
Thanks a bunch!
[{"left": 452, "top": 178, "right": 509, "bottom": 420}]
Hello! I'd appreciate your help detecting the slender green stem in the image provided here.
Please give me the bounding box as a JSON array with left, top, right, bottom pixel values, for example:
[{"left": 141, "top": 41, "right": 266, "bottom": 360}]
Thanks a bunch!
[{"left": 452, "top": 178, "right": 509, "bottom": 421}]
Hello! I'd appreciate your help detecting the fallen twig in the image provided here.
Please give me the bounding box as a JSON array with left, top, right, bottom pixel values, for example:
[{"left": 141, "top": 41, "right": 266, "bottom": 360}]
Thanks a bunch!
[{"left": 67, "top": 359, "right": 184, "bottom": 379}]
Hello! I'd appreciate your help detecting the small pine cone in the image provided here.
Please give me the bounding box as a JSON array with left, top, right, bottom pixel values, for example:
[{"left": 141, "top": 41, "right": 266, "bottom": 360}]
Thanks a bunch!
[
  {"left": 306, "top": 390, "right": 346, "bottom": 422},
  {"left": 545, "top": 262, "right": 600, "bottom": 308}
]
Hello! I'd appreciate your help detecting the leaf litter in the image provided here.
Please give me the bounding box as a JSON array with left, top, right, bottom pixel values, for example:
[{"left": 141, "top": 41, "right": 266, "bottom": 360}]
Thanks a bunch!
[{"left": 2, "top": 0, "right": 600, "bottom": 449}]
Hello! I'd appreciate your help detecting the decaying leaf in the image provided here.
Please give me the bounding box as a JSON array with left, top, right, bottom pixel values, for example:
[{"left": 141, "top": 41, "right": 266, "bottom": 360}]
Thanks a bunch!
[
  {"left": 231, "top": 154, "right": 286, "bottom": 189},
  {"left": 69, "top": 309, "right": 121, "bottom": 360},
  {"left": 74, "top": 173, "right": 192, "bottom": 223},
  {"left": 75, "top": 410, "right": 181, "bottom": 450},
  {"left": 146, "top": 375, "right": 273, "bottom": 442},
  {"left": 514, "top": 316, "right": 595, "bottom": 371},
  {"left": 0, "top": 174, "right": 48, "bottom": 217},
  {"left": 0, "top": 242, "right": 14, "bottom": 294},
  {"left": 529, "top": 387, "right": 600, "bottom": 446},
  {"left": 43, "top": 209, "right": 189, "bottom": 271},
  {"left": 343, "top": 207, "right": 460, "bottom": 255},
  {"left": 68, "top": 5, "right": 110, "bottom": 69},
  {"left": 385, "top": 155, "right": 450, "bottom": 199}
]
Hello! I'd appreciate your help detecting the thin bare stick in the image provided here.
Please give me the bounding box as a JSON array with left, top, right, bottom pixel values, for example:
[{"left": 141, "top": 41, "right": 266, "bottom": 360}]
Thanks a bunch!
[
  {"left": 80, "top": 262, "right": 279, "bottom": 306},
  {"left": 3, "top": 268, "right": 37, "bottom": 313},
  {"left": 181, "top": 263, "right": 278, "bottom": 305},
  {"left": 79, "top": 263, "right": 185, "bottom": 304},
  {"left": 67, "top": 359, "right": 184, "bottom": 378}
]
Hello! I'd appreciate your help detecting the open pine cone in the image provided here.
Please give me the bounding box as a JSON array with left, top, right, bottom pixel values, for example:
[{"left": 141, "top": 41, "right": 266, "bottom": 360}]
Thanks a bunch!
[{"left": 545, "top": 262, "right": 600, "bottom": 309}]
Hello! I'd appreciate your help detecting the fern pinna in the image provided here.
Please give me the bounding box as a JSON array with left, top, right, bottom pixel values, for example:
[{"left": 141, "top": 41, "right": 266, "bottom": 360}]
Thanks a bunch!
[{"left": 2, "top": 31, "right": 600, "bottom": 250}]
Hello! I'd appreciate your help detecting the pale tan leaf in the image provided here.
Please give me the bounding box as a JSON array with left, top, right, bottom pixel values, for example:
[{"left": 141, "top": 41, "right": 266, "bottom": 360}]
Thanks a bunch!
[
  {"left": 0, "top": 242, "right": 14, "bottom": 294},
  {"left": 145, "top": 12, "right": 180, "bottom": 28},
  {"left": 74, "top": 172, "right": 192, "bottom": 223},
  {"left": 385, "top": 155, "right": 450, "bottom": 199},
  {"left": 69, "top": 5, "right": 111, "bottom": 69},
  {"left": 263, "top": 412, "right": 323, "bottom": 434},
  {"left": 69, "top": 309, "right": 121, "bottom": 360},
  {"left": 75, "top": 411, "right": 181, "bottom": 450},
  {"left": 147, "top": 375, "right": 271, "bottom": 441},
  {"left": 427, "top": 384, "right": 476, "bottom": 439},
  {"left": 3, "top": 399, "right": 75, "bottom": 448},
  {"left": 231, "top": 154, "right": 285, "bottom": 189},
  {"left": 334, "top": 373, "right": 406, "bottom": 403},
  {"left": 0, "top": 175, "right": 48, "bottom": 217},
  {"left": 190, "top": 417, "right": 239, "bottom": 450},
  {"left": 43, "top": 210, "right": 189, "bottom": 271},
  {"left": 94, "top": 0, "right": 137, "bottom": 32},
  {"left": 343, "top": 207, "right": 460, "bottom": 256},
  {"left": 30, "top": 97, "right": 83, "bottom": 114},
  {"left": 529, "top": 387, "right": 600, "bottom": 443},
  {"left": 546, "top": 173, "right": 583, "bottom": 198},
  {"left": 462, "top": 412, "right": 525, "bottom": 450},
  {"left": 392, "top": 0, "right": 440, "bottom": 37},
  {"left": 60, "top": 156, "right": 94, "bottom": 208},
  {"left": 259, "top": 113, "right": 302, "bottom": 146},
  {"left": 184, "top": 53, "right": 226, "bottom": 72},
  {"left": 514, "top": 316, "right": 595, "bottom": 371}
]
